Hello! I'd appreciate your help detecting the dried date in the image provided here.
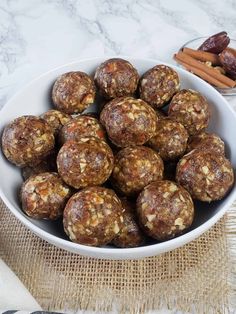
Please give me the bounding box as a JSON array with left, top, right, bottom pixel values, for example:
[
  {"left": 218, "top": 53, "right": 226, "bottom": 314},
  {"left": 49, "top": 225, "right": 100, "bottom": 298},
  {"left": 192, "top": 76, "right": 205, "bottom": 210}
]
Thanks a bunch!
[
  {"left": 219, "top": 47, "right": 236, "bottom": 80},
  {"left": 198, "top": 31, "right": 230, "bottom": 54}
]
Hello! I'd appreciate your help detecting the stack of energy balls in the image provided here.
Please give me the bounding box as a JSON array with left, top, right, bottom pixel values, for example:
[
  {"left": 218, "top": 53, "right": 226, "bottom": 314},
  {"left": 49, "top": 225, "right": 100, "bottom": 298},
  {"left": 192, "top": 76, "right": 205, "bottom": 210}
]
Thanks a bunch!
[{"left": 1, "top": 58, "right": 234, "bottom": 248}]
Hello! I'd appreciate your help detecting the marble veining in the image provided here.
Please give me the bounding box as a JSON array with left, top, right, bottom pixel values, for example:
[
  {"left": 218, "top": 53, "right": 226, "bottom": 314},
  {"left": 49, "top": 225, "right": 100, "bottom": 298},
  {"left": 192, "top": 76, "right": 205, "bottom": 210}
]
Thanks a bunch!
[{"left": 0, "top": 0, "right": 236, "bottom": 109}]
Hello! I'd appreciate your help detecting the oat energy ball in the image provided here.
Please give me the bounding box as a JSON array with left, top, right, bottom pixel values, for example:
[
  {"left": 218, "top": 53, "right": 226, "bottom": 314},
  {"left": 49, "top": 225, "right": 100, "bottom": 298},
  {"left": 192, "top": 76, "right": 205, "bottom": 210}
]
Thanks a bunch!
[
  {"left": 100, "top": 97, "right": 157, "bottom": 147},
  {"left": 168, "top": 89, "right": 210, "bottom": 136},
  {"left": 94, "top": 58, "right": 139, "bottom": 99},
  {"left": 63, "top": 187, "right": 124, "bottom": 246},
  {"left": 1, "top": 115, "right": 54, "bottom": 167},
  {"left": 21, "top": 151, "right": 57, "bottom": 181},
  {"left": 137, "top": 180, "right": 194, "bottom": 241},
  {"left": 176, "top": 150, "right": 234, "bottom": 202},
  {"left": 57, "top": 137, "right": 114, "bottom": 189},
  {"left": 21, "top": 172, "right": 71, "bottom": 220},
  {"left": 186, "top": 132, "right": 225, "bottom": 155},
  {"left": 52, "top": 71, "right": 96, "bottom": 114},
  {"left": 113, "top": 198, "right": 145, "bottom": 248},
  {"left": 111, "top": 146, "right": 164, "bottom": 196},
  {"left": 148, "top": 118, "right": 188, "bottom": 161},
  {"left": 40, "top": 110, "right": 72, "bottom": 136},
  {"left": 59, "top": 115, "right": 106, "bottom": 145},
  {"left": 139, "top": 65, "right": 180, "bottom": 108}
]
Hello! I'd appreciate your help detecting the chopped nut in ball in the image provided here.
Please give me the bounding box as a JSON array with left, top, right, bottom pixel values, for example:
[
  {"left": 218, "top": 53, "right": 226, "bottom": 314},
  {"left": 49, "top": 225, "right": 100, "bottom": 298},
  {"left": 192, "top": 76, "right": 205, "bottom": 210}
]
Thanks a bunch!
[
  {"left": 168, "top": 89, "right": 210, "bottom": 136},
  {"left": 113, "top": 198, "right": 145, "bottom": 248},
  {"left": 1, "top": 115, "right": 54, "bottom": 167},
  {"left": 21, "top": 172, "right": 72, "bottom": 220},
  {"left": 176, "top": 150, "right": 234, "bottom": 202},
  {"left": 148, "top": 118, "right": 188, "bottom": 161},
  {"left": 40, "top": 109, "right": 72, "bottom": 136},
  {"left": 186, "top": 132, "right": 225, "bottom": 155},
  {"left": 111, "top": 146, "right": 164, "bottom": 196},
  {"left": 57, "top": 137, "right": 114, "bottom": 189},
  {"left": 137, "top": 180, "right": 194, "bottom": 241},
  {"left": 63, "top": 187, "right": 124, "bottom": 246},
  {"left": 139, "top": 65, "right": 180, "bottom": 108},
  {"left": 100, "top": 97, "right": 157, "bottom": 147},
  {"left": 52, "top": 71, "right": 96, "bottom": 114},
  {"left": 59, "top": 114, "right": 106, "bottom": 145},
  {"left": 94, "top": 58, "right": 139, "bottom": 99}
]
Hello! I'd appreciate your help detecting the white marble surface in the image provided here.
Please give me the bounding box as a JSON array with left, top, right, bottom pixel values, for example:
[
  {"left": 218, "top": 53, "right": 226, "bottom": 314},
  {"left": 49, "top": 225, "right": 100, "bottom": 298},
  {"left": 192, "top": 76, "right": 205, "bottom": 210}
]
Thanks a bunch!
[{"left": 1, "top": 0, "right": 236, "bottom": 312}]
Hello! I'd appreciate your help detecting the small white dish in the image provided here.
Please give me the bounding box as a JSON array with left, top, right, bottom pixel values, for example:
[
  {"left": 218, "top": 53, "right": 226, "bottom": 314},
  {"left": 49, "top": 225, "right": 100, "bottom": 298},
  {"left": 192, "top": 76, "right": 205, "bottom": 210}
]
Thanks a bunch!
[
  {"left": 0, "top": 56, "right": 236, "bottom": 260},
  {"left": 180, "top": 36, "right": 236, "bottom": 96}
]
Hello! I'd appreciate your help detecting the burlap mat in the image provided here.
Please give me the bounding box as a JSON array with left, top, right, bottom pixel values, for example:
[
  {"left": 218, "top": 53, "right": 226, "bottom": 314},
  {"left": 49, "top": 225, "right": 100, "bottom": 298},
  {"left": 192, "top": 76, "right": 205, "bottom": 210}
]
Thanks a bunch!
[{"left": 0, "top": 199, "right": 235, "bottom": 313}]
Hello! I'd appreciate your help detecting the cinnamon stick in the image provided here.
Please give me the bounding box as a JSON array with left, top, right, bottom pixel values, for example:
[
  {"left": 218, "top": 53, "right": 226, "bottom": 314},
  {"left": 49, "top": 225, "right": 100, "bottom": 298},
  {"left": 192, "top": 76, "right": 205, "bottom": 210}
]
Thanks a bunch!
[
  {"left": 175, "top": 51, "right": 236, "bottom": 88},
  {"left": 183, "top": 47, "right": 220, "bottom": 66},
  {"left": 174, "top": 54, "right": 229, "bottom": 88}
]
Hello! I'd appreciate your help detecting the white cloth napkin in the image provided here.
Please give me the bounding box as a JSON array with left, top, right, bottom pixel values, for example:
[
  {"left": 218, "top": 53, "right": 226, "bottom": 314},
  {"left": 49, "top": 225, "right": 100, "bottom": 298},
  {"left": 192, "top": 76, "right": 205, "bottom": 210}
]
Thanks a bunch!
[{"left": 0, "top": 258, "right": 42, "bottom": 311}]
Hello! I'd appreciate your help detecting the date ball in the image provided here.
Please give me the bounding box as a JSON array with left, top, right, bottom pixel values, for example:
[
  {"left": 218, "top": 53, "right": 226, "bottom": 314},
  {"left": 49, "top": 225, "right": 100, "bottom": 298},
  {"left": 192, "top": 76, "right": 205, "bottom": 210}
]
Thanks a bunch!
[
  {"left": 59, "top": 114, "right": 106, "bottom": 145},
  {"left": 63, "top": 187, "right": 124, "bottom": 246},
  {"left": 1, "top": 115, "right": 54, "bottom": 167},
  {"left": 21, "top": 151, "right": 57, "bottom": 181},
  {"left": 40, "top": 110, "right": 72, "bottom": 136},
  {"left": 21, "top": 172, "right": 72, "bottom": 220},
  {"left": 57, "top": 137, "right": 114, "bottom": 189},
  {"left": 168, "top": 89, "right": 210, "bottom": 136},
  {"left": 139, "top": 65, "right": 180, "bottom": 108},
  {"left": 186, "top": 132, "right": 225, "bottom": 155},
  {"left": 100, "top": 97, "right": 157, "bottom": 147},
  {"left": 176, "top": 150, "right": 234, "bottom": 202},
  {"left": 52, "top": 71, "right": 96, "bottom": 114},
  {"left": 148, "top": 118, "right": 188, "bottom": 161},
  {"left": 113, "top": 198, "right": 145, "bottom": 248},
  {"left": 111, "top": 146, "right": 164, "bottom": 196},
  {"left": 137, "top": 180, "right": 194, "bottom": 241},
  {"left": 94, "top": 58, "right": 139, "bottom": 99}
]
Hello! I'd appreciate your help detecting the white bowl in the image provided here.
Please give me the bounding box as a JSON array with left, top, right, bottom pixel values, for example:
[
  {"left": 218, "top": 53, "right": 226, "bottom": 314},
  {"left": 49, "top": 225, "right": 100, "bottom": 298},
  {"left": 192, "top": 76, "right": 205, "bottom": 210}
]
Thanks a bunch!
[{"left": 0, "top": 56, "right": 236, "bottom": 260}]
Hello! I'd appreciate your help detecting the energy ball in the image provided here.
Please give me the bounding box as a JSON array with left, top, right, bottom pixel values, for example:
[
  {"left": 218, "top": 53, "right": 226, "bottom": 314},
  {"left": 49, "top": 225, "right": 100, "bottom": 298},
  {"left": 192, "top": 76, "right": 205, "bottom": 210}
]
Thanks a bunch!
[
  {"left": 52, "top": 71, "right": 96, "bottom": 114},
  {"left": 21, "top": 151, "right": 57, "bottom": 181},
  {"left": 57, "top": 137, "right": 114, "bottom": 189},
  {"left": 113, "top": 198, "right": 145, "bottom": 248},
  {"left": 59, "top": 114, "right": 106, "bottom": 145},
  {"left": 139, "top": 65, "right": 180, "bottom": 108},
  {"left": 176, "top": 150, "right": 234, "bottom": 202},
  {"left": 21, "top": 172, "right": 72, "bottom": 220},
  {"left": 186, "top": 132, "right": 225, "bottom": 155},
  {"left": 40, "top": 109, "right": 72, "bottom": 136},
  {"left": 63, "top": 187, "right": 124, "bottom": 246},
  {"left": 137, "top": 180, "right": 194, "bottom": 241},
  {"left": 148, "top": 118, "right": 188, "bottom": 161},
  {"left": 94, "top": 58, "right": 139, "bottom": 99},
  {"left": 1, "top": 115, "right": 54, "bottom": 167},
  {"left": 100, "top": 97, "right": 157, "bottom": 147},
  {"left": 168, "top": 89, "right": 210, "bottom": 136},
  {"left": 111, "top": 146, "right": 164, "bottom": 196}
]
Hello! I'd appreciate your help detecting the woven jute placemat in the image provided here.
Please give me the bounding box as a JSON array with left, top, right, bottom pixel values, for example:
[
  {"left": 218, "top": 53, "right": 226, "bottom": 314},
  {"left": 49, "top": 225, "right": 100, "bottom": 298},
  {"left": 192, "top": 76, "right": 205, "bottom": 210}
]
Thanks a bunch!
[{"left": 0, "top": 198, "right": 235, "bottom": 313}]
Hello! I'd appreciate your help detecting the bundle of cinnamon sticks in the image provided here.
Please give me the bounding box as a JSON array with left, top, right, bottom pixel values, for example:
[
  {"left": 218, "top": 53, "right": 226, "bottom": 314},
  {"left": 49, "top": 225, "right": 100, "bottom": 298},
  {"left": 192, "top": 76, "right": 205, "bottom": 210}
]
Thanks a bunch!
[{"left": 174, "top": 47, "right": 236, "bottom": 89}]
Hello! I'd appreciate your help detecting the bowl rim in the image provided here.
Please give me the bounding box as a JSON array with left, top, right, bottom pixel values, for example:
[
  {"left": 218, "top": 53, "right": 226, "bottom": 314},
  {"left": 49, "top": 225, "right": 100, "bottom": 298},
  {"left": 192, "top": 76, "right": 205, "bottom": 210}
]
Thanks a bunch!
[
  {"left": 1, "top": 55, "right": 236, "bottom": 259},
  {"left": 179, "top": 36, "right": 236, "bottom": 95}
]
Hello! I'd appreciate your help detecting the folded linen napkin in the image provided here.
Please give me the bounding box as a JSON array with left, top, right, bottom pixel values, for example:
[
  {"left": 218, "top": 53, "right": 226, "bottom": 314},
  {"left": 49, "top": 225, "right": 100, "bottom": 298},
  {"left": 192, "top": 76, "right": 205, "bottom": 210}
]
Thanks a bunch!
[{"left": 0, "top": 258, "right": 42, "bottom": 311}]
